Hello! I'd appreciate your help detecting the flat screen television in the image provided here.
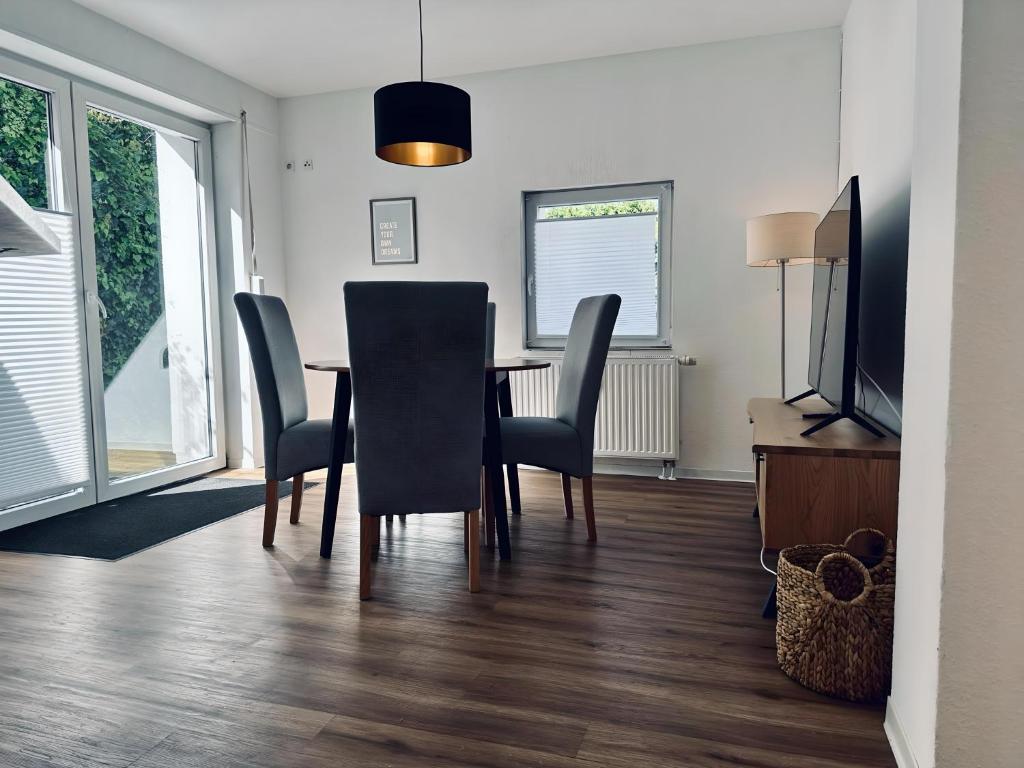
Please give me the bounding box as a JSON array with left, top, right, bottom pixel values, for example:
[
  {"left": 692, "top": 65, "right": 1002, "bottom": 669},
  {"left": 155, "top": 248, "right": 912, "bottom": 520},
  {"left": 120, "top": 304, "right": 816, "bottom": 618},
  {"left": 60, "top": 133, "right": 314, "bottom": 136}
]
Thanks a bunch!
[{"left": 787, "top": 177, "right": 883, "bottom": 437}]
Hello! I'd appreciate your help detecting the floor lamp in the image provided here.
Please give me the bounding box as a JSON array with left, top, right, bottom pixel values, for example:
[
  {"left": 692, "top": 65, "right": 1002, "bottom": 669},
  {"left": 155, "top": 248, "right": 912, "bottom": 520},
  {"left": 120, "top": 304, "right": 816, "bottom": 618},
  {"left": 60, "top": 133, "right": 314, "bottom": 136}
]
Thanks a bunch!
[{"left": 746, "top": 212, "right": 819, "bottom": 399}]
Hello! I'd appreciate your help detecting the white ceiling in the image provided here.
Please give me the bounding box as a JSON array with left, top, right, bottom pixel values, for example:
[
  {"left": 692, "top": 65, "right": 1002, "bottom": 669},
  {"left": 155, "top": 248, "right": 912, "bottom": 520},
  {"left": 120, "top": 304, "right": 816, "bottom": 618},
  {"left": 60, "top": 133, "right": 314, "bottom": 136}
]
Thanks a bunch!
[{"left": 68, "top": 0, "right": 850, "bottom": 98}]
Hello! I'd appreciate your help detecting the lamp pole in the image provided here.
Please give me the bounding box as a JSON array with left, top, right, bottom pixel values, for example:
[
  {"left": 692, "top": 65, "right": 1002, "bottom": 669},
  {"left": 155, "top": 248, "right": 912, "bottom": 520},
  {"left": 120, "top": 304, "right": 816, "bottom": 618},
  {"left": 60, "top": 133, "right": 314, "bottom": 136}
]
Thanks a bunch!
[{"left": 779, "top": 259, "right": 786, "bottom": 399}]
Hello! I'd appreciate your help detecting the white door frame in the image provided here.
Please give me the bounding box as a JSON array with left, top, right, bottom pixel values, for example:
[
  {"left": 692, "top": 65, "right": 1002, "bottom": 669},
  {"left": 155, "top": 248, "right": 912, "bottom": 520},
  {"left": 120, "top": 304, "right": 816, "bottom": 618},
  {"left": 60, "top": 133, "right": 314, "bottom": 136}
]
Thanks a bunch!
[{"left": 70, "top": 83, "right": 226, "bottom": 501}]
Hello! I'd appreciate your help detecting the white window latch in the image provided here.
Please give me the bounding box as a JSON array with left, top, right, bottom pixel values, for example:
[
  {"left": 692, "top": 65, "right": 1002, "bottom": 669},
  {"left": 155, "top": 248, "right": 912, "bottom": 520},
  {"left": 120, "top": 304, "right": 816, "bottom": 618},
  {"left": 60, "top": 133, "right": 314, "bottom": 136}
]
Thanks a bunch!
[{"left": 86, "top": 290, "right": 108, "bottom": 320}]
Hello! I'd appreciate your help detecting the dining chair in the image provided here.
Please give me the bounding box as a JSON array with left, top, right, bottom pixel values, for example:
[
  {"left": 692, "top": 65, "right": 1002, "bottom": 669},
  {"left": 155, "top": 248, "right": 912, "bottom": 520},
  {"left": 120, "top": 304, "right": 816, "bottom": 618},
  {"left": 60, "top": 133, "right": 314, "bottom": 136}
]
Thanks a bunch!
[
  {"left": 499, "top": 294, "right": 621, "bottom": 542},
  {"left": 234, "top": 292, "right": 354, "bottom": 548},
  {"left": 344, "top": 281, "right": 488, "bottom": 600},
  {"left": 485, "top": 303, "right": 521, "bottom": 514}
]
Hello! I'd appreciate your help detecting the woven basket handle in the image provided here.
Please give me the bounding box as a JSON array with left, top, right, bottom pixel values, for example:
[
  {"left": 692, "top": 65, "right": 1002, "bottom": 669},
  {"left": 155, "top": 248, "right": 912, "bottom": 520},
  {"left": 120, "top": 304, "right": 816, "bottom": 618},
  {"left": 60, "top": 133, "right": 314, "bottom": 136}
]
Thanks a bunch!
[
  {"left": 814, "top": 552, "right": 874, "bottom": 606},
  {"left": 843, "top": 528, "right": 892, "bottom": 561}
]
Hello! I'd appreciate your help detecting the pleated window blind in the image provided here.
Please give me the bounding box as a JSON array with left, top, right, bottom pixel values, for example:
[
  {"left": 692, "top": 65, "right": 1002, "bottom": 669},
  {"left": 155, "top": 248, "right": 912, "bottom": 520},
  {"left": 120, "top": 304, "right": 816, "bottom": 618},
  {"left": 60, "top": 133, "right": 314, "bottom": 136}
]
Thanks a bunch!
[
  {"left": 0, "top": 211, "right": 93, "bottom": 510},
  {"left": 524, "top": 182, "right": 672, "bottom": 349},
  {"left": 534, "top": 214, "right": 658, "bottom": 336}
]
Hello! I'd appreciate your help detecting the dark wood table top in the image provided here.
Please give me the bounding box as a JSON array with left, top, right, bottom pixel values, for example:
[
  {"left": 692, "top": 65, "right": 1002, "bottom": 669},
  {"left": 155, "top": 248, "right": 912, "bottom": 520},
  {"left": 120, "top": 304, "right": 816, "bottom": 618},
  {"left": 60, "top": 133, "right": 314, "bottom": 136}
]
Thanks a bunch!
[
  {"left": 748, "top": 397, "right": 900, "bottom": 459},
  {"left": 305, "top": 358, "right": 552, "bottom": 373}
]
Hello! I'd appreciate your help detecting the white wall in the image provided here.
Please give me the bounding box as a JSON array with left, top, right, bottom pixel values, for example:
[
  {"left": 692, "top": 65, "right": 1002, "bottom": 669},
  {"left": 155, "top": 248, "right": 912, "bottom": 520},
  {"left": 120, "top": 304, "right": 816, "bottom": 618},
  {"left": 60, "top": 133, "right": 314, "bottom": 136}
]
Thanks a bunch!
[
  {"left": 933, "top": 1, "right": 1024, "bottom": 765},
  {"left": 279, "top": 28, "right": 841, "bottom": 477},
  {"left": 838, "top": 0, "right": 916, "bottom": 435},
  {"left": 884, "top": 0, "right": 958, "bottom": 761},
  {"left": 156, "top": 131, "right": 210, "bottom": 463},
  {"left": 103, "top": 315, "right": 172, "bottom": 451},
  {"left": 843, "top": 1, "right": 1024, "bottom": 766},
  {"left": 837, "top": 0, "right": 931, "bottom": 763},
  {"left": 213, "top": 119, "right": 286, "bottom": 468},
  {"left": 0, "top": 0, "right": 288, "bottom": 469}
]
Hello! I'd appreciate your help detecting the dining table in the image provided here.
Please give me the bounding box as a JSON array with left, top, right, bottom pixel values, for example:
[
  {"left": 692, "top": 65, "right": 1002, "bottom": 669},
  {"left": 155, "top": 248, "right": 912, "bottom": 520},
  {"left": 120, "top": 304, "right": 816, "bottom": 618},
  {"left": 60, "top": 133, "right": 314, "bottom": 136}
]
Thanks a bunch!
[{"left": 304, "top": 358, "right": 551, "bottom": 561}]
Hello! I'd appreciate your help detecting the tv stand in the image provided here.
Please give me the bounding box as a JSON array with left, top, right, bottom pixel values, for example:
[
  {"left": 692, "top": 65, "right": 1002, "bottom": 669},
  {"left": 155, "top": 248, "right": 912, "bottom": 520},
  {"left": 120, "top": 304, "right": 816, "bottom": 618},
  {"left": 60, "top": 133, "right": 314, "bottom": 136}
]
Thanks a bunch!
[
  {"left": 784, "top": 388, "right": 817, "bottom": 405},
  {"left": 802, "top": 411, "right": 885, "bottom": 438},
  {"left": 784, "top": 389, "right": 886, "bottom": 438},
  {"left": 748, "top": 397, "right": 900, "bottom": 618}
]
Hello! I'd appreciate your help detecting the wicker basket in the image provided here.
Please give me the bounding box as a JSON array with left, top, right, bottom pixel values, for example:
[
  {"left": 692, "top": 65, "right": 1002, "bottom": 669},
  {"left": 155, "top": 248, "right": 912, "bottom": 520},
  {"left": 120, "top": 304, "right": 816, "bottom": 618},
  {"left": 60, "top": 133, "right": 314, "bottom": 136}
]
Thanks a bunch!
[{"left": 776, "top": 529, "right": 896, "bottom": 703}]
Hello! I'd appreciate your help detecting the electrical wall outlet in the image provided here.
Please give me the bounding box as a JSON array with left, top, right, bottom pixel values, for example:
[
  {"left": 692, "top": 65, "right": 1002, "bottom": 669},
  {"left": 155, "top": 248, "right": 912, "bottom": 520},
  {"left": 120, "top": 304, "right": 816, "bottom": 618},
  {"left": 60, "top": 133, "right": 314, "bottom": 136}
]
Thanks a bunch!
[
  {"left": 302, "top": 159, "right": 314, "bottom": 171},
  {"left": 284, "top": 160, "right": 295, "bottom": 171}
]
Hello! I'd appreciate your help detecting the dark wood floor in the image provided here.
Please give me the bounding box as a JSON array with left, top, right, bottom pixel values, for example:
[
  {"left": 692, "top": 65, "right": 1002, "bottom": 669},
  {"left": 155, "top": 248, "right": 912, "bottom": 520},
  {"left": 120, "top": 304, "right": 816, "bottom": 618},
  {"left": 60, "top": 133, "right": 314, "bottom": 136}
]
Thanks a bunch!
[{"left": 0, "top": 471, "right": 895, "bottom": 767}]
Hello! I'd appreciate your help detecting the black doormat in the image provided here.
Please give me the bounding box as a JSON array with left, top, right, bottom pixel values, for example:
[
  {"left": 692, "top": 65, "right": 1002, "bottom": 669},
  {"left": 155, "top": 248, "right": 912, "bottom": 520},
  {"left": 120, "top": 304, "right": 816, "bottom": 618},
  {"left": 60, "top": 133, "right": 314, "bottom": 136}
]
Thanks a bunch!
[{"left": 0, "top": 476, "right": 312, "bottom": 561}]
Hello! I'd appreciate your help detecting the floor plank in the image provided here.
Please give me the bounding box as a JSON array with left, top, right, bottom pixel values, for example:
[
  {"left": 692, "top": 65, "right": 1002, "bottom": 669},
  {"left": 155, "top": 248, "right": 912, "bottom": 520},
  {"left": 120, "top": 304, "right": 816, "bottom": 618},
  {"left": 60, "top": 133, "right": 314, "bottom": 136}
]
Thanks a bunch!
[{"left": 0, "top": 470, "right": 895, "bottom": 767}]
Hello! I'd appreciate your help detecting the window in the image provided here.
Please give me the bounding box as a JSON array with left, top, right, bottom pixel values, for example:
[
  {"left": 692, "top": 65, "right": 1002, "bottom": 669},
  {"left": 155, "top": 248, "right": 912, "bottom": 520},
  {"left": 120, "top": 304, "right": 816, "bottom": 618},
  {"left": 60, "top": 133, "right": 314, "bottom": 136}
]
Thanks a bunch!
[
  {"left": 523, "top": 182, "right": 672, "bottom": 349},
  {"left": 0, "top": 64, "right": 92, "bottom": 514},
  {"left": 0, "top": 75, "right": 57, "bottom": 209}
]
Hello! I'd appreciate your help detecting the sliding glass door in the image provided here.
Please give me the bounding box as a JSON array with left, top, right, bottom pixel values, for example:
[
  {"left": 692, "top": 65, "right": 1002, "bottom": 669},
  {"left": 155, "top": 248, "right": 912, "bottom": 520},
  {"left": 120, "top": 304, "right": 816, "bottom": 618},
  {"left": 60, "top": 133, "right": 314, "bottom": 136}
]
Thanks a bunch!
[
  {"left": 72, "top": 85, "right": 224, "bottom": 500},
  {"left": 0, "top": 54, "right": 223, "bottom": 530}
]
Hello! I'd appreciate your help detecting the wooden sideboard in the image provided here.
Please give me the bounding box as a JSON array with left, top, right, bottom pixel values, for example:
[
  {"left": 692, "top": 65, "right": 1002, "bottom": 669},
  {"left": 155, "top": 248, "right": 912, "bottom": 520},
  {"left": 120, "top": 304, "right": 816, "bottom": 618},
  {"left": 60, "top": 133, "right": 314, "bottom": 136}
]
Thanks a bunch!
[{"left": 748, "top": 397, "right": 901, "bottom": 553}]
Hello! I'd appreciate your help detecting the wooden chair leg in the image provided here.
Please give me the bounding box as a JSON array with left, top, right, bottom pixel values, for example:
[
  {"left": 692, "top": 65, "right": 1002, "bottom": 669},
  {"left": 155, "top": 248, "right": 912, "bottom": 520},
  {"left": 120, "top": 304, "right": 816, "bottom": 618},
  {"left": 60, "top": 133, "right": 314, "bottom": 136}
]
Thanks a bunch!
[
  {"left": 360, "top": 515, "right": 373, "bottom": 600},
  {"left": 467, "top": 510, "right": 481, "bottom": 593},
  {"left": 289, "top": 474, "right": 304, "bottom": 524},
  {"left": 561, "top": 474, "right": 574, "bottom": 519},
  {"left": 582, "top": 476, "right": 597, "bottom": 543},
  {"left": 371, "top": 516, "right": 381, "bottom": 561},
  {"left": 262, "top": 480, "right": 279, "bottom": 548}
]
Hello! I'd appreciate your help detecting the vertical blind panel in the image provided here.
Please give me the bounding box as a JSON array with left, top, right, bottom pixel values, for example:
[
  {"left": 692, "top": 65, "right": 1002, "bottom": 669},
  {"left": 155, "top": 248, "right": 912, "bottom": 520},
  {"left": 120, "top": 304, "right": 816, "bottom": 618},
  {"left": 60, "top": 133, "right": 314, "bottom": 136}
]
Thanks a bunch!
[
  {"left": 0, "top": 211, "right": 92, "bottom": 510},
  {"left": 534, "top": 214, "right": 658, "bottom": 337}
]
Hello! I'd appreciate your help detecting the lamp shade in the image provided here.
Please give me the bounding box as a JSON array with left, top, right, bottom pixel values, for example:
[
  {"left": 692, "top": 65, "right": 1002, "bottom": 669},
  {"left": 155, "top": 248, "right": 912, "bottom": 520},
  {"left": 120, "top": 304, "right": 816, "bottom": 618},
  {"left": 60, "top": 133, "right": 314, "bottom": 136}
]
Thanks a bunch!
[
  {"left": 745, "top": 212, "right": 818, "bottom": 267},
  {"left": 374, "top": 80, "right": 471, "bottom": 167}
]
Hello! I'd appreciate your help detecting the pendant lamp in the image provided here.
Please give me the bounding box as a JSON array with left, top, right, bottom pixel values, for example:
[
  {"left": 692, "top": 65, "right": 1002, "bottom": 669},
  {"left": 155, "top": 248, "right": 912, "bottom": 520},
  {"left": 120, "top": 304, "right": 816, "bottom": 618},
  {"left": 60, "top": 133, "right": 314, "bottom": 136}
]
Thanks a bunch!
[{"left": 374, "top": 0, "right": 471, "bottom": 166}]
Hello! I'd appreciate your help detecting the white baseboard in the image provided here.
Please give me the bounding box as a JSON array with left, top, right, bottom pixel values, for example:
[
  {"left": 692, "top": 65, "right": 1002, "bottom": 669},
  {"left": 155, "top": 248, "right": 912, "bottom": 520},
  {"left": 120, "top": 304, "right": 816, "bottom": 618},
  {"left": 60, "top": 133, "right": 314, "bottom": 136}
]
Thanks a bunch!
[
  {"left": 523, "top": 458, "right": 754, "bottom": 484},
  {"left": 884, "top": 699, "right": 920, "bottom": 768},
  {"left": 671, "top": 466, "right": 754, "bottom": 483}
]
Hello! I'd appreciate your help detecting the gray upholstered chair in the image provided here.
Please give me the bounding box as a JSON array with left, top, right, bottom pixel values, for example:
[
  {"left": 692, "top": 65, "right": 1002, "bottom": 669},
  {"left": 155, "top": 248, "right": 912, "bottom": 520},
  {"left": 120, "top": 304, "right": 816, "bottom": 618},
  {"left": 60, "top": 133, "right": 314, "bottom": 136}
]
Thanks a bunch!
[
  {"left": 234, "top": 292, "right": 354, "bottom": 548},
  {"left": 500, "top": 294, "right": 621, "bottom": 542},
  {"left": 344, "top": 281, "right": 488, "bottom": 600},
  {"left": 485, "top": 303, "right": 521, "bottom": 513}
]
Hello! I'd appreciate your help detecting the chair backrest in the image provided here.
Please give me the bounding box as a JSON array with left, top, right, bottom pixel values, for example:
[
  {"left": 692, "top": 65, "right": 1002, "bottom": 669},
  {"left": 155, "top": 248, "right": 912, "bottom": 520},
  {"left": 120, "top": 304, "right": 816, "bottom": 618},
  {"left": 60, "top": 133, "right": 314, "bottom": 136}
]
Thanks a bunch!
[
  {"left": 233, "top": 292, "right": 309, "bottom": 477},
  {"left": 555, "top": 294, "right": 622, "bottom": 456},
  {"left": 344, "top": 281, "right": 488, "bottom": 517}
]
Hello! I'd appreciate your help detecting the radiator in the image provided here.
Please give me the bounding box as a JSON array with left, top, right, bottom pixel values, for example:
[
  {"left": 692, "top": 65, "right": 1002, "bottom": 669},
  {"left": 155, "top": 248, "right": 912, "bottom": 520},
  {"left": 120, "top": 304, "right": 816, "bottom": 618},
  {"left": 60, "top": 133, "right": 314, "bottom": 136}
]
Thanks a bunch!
[{"left": 509, "top": 356, "right": 680, "bottom": 467}]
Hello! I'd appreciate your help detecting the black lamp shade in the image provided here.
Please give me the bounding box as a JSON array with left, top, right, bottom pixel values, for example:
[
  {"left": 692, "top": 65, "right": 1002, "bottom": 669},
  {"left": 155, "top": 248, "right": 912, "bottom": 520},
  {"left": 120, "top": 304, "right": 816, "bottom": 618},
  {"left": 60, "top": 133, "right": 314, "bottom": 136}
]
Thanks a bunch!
[{"left": 374, "top": 81, "right": 471, "bottom": 166}]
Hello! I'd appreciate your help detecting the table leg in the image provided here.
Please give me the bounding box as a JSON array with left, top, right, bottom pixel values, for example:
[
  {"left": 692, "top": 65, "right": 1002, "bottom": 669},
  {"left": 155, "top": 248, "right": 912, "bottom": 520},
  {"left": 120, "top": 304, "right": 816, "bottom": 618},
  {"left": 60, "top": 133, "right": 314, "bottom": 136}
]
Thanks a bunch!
[
  {"left": 762, "top": 579, "right": 777, "bottom": 619},
  {"left": 481, "top": 467, "right": 495, "bottom": 548},
  {"left": 484, "top": 371, "right": 511, "bottom": 560},
  {"left": 320, "top": 371, "right": 351, "bottom": 559},
  {"left": 497, "top": 376, "right": 521, "bottom": 514}
]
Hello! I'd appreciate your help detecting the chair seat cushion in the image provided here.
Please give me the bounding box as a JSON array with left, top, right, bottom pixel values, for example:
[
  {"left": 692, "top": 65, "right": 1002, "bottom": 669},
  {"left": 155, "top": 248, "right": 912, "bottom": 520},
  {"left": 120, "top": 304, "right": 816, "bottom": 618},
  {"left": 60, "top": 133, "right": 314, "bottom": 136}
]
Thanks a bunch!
[
  {"left": 499, "top": 417, "right": 583, "bottom": 476},
  {"left": 275, "top": 419, "right": 354, "bottom": 480}
]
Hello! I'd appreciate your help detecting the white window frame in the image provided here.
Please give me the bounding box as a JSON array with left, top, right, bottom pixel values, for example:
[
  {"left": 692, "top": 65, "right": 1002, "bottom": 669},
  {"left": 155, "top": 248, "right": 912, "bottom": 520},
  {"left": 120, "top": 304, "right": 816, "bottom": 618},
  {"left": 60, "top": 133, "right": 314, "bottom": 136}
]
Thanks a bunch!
[
  {"left": 522, "top": 181, "right": 673, "bottom": 350},
  {"left": 0, "top": 53, "right": 99, "bottom": 527}
]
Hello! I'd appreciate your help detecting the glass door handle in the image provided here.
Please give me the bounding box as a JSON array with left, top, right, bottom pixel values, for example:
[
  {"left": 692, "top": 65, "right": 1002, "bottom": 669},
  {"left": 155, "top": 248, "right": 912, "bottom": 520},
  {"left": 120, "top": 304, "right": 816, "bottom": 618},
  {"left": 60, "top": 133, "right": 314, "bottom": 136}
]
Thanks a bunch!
[{"left": 86, "top": 290, "right": 108, "bottom": 320}]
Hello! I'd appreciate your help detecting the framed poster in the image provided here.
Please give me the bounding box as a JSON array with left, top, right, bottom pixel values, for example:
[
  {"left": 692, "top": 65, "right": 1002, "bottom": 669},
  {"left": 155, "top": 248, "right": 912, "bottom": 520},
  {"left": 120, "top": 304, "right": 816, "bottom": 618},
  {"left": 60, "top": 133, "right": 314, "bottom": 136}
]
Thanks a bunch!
[{"left": 370, "top": 197, "right": 418, "bottom": 265}]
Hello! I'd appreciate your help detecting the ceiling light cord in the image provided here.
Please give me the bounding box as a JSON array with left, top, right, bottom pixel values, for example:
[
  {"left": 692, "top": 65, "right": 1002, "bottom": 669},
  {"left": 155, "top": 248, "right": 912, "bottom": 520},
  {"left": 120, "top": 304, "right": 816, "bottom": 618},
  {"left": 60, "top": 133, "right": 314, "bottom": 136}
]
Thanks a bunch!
[{"left": 418, "top": 0, "right": 424, "bottom": 81}]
